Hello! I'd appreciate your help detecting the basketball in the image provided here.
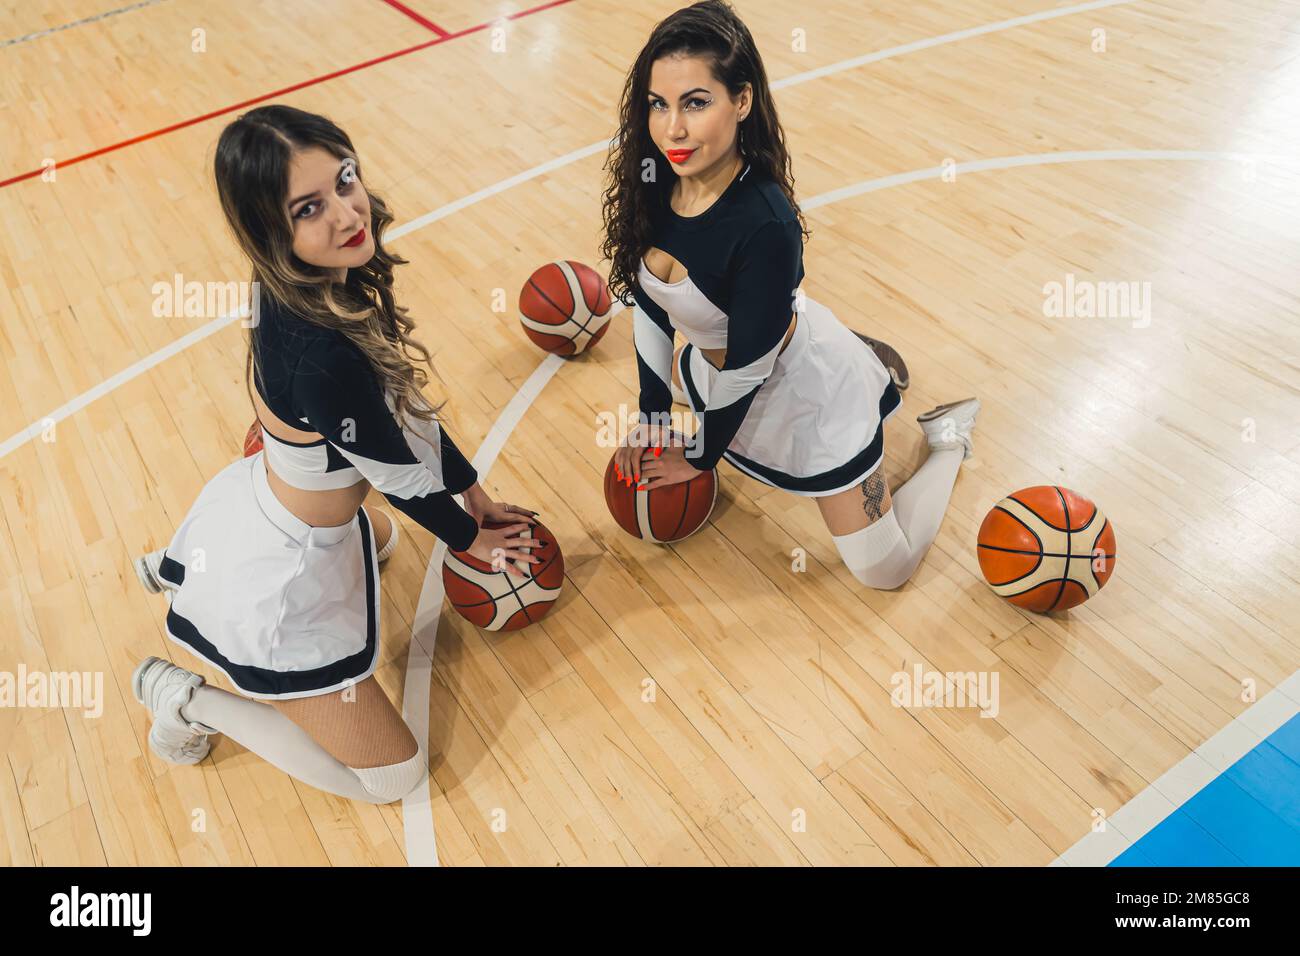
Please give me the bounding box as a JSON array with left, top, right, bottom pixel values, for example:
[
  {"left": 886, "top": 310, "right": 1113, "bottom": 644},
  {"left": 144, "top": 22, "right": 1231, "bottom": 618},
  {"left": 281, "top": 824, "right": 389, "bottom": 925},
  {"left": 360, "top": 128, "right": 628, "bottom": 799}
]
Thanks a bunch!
[
  {"left": 976, "top": 485, "right": 1117, "bottom": 612},
  {"left": 442, "top": 519, "right": 564, "bottom": 631},
  {"left": 518, "top": 259, "right": 613, "bottom": 356},
  {"left": 604, "top": 440, "right": 717, "bottom": 543},
  {"left": 243, "top": 420, "right": 263, "bottom": 457}
]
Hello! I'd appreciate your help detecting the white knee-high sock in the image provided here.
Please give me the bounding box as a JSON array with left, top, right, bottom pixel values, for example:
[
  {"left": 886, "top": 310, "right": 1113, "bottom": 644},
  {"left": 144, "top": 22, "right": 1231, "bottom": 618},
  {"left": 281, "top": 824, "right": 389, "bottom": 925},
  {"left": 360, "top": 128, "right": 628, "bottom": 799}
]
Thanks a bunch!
[
  {"left": 891, "top": 445, "right": 963, "bottom": 548},
  {"left": 832, "top": 447, "right": 963, "bottom": 589},
  {"left": 180, "top": 684, "right": 421, "bottom": 804}
]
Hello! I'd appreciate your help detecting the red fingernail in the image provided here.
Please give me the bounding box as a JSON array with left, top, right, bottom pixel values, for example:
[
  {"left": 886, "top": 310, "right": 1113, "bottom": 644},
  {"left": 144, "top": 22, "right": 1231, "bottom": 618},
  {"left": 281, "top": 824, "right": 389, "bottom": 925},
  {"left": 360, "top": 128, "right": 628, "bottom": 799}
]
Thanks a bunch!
[
  {"left": 654, "top": 446, "right": 662, "bottom": 457},
  {"left": 637, "top": 484, "right": 647, "bottom": 490}
]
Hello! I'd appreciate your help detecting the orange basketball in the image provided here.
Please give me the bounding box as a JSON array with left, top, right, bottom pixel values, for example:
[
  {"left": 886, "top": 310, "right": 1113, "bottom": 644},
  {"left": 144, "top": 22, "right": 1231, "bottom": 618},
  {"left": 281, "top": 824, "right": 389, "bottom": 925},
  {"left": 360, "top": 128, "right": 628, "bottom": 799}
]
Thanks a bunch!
[
  {"left": 243, "top": 420, "right": 263, "bottom": 457},
  {"left": 442, "top": 519, "right": 564, "bottom": 631},
  {"left": 977, "top": 485, "right": 1117, "bottom": 612},
  {"left": 604, "top": 440, "right": 717, "bottom": 543},
  {"left": 519, "top": 260, "right": 613, "bottom": 356}
]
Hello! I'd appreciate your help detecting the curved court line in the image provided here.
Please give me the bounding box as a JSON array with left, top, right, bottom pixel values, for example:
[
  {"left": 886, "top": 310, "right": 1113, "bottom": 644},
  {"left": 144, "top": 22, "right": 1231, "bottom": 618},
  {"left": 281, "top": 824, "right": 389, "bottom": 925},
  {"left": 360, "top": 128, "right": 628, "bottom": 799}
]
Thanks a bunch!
[
  {"left": 0, "top": 0, "right": 1147, "bottom": 463},
  {"left": 404, "top": 147, "right": 1296, "bottom": 865},
  {"left": 399, "top": 352, "right": 575, "bottom": 865},
  {"left": 7, "top": 0, "right": 1277, "bottom": 865},
  {"left": 771, "top": 0, "right": 1135, "bottom": 90},
  {"left": 804, "top": 149, "right": 1296, "bottom": 210}
]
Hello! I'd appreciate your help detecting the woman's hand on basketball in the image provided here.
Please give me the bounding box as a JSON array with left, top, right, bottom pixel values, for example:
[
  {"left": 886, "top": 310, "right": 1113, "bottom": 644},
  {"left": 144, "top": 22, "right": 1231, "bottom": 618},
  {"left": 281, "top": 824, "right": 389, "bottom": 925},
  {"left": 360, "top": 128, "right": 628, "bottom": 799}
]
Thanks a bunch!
[
  {"left": 614, "top": 423, "right": 677, "bottom": 486},
  {"left": 468, "top": 523, "right": 542, "bottom": 579},
  {"left": 638, "top": 444, "right": 701, "bottom": 490},
  {"left": 464, "top": 484, "right": 539, "bottom": 527}
]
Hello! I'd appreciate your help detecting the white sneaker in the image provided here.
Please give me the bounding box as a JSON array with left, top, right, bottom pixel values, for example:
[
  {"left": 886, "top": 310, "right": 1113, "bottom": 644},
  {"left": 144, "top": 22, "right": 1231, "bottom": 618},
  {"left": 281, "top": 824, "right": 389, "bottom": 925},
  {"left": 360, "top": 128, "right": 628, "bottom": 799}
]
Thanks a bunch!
[
  {"left": 134, "top": 549, "right": 176, "bottom": 594},
  {"left": 132, "top": 656, "right": 218, "bottom": 765},
  {"left": 917, "top": 397, "right": 981, "bottom": 460}
]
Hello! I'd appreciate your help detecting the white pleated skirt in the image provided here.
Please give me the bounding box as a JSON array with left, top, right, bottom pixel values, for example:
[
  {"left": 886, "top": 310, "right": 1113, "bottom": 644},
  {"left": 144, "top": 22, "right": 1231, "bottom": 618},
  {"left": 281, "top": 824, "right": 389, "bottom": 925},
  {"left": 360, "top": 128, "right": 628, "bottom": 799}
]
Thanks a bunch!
[
  {"left": 677, "top": 295, "right": 902, "bottom": 496},
  {"left": 157, "top": 452, "right": 381, "bottom": 700}
]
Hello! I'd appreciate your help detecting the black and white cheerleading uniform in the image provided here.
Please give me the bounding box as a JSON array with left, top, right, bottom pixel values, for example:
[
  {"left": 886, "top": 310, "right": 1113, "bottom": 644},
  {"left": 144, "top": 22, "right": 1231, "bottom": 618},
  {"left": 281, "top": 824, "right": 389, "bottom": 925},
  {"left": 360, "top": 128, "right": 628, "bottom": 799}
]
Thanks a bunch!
[
  {"left": 633, "top": 162, "right": 902, "bottom": 495},
  {"left": 156, "top": 293, "right": 480, "bottom": 700}
]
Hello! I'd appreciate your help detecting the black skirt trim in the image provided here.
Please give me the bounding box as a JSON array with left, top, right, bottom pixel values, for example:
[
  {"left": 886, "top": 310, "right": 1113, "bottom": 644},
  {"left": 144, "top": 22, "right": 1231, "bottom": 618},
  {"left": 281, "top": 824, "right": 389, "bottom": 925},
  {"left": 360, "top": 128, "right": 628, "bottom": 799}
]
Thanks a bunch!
[
  {"left": 680, "top": 343, "right": 902, "bottom": 494},
  {"left": 162, "top": 509, "right": 379, "bottom": 698}
]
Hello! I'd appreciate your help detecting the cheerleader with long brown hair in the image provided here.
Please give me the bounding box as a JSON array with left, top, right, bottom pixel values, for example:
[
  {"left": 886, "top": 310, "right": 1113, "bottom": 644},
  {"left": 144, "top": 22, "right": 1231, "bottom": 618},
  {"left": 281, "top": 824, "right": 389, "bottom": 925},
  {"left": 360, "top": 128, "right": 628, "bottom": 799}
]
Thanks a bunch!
[{"left": 131, "top": 105, "right": 539, "bottom": 803}]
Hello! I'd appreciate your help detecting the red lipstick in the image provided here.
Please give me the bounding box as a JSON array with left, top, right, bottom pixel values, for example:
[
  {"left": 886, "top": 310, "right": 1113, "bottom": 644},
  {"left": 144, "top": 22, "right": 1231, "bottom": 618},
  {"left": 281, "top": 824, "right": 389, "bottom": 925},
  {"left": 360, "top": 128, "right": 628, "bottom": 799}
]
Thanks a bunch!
[
  {"left": 667, "top": 149, "right": 695, "bottom": 164},
  {"left": 342, "top": 227, "right": 366, "bottom": 248}
]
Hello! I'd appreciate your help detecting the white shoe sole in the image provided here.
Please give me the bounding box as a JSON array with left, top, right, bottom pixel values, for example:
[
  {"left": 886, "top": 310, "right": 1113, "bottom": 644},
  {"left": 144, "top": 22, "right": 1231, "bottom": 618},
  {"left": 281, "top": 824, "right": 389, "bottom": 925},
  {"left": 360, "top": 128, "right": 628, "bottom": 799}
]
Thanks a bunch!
[{"left": 134, "top": 554, "right": 162, "bottom": 594}]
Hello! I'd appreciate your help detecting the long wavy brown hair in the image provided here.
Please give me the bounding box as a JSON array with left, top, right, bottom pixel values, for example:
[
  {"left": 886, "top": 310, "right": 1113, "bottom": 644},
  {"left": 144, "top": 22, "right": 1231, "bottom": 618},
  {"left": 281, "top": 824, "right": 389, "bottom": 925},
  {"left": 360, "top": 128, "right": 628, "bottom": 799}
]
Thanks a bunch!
[
  {"left": 600, "top": 0, "right": 808, "bottom": 306},
  {"left": 214, "top": 104, "right": 441, "bottom": 425}
]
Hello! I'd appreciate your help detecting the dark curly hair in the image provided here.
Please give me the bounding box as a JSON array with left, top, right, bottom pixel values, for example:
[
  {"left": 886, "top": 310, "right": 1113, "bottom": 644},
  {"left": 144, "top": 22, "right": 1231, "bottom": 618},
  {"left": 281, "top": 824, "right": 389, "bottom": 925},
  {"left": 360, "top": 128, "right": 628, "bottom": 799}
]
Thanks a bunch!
[{"left": 599, "top": 0, "right": 808, "bottom": 306}]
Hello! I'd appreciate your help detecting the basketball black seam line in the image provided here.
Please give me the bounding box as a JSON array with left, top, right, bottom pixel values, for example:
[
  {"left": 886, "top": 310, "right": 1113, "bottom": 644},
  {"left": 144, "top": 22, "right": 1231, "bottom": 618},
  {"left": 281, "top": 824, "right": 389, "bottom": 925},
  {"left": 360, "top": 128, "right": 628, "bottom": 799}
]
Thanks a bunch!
[
  {"left": 979, "top": 542, "right": 1115, "bottom": 559},
  {"left": 984, "top": 509, "right": 1042, "bottom": 584},
  {"left": 991, "top": 505, "right": 1045, "bottom": 556},
  {"left": 1052, "top": 487, "right": 1070, "bottom": 611},
  {"left": 564, "top": 258, "right": 608, "bottom": 318},
  {"left": 526, "top": 275, "right": 575, "bottom": 326},
  {"left": 532, "top": 547, "right": 560, "bottom": 576},
  {"left": 444, "top": 551, "right": 541, "bottom": 610},
  {"left": 533, "top": 278, "right": 604, "bottom": 347},
  {"left": 1002, "top": 576, "right": 1074, "bottom": 602},
  {"left": 988, "top": 556, "right": 1052, "bottom": 587},
  {"left": 527, "top": 273, "right": 606, "bottom": 347},
  {"left": 509, "top": 573, "right": 529, "bottom": 625},
  {"left": 666, "top": 474, "right": 692, "bottom": 541},
  {"left": 562, "top": 305, "right": 603, "bottom": 345},
  {"left": 1008, "top": 491, "right": 1094, "bottom": 533},
  {"left": 442, "top": 564, "right": 503, "bottom": 609}
]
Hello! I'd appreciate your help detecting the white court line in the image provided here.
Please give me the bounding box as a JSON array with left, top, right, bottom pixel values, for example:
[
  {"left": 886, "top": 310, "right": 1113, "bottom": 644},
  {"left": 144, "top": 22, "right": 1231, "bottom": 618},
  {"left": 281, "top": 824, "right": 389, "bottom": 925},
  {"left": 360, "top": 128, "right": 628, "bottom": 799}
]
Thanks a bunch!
[
  {"left": 0, "top": 0, "right": 1148, "bottom": 465},
  {"left": 400, "top": 149, "right": 1295, "bottom": 864},
  {"left": 1053, "top": 674, "right": 1300, "bottom": 866},
  {"left": 10, "top": 0, "right": 1289, "bottom": 865},
  {"left": 399, "top": 351, "right": 579, "bottom": 866},
  {"left": 804, "top": 150, "right": 1296, "bottom": 210},
  {"left": 770, "top": 0, "right": 1136, "bottom": 90}
]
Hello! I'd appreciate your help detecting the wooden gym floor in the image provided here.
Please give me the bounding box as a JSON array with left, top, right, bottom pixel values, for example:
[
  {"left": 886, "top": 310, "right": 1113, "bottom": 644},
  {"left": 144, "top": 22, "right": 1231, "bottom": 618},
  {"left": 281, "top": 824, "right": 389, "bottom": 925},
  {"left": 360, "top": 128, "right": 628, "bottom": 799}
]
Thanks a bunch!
[{"left": 1, "top": 0, "right": 1298, "bottom": 865}]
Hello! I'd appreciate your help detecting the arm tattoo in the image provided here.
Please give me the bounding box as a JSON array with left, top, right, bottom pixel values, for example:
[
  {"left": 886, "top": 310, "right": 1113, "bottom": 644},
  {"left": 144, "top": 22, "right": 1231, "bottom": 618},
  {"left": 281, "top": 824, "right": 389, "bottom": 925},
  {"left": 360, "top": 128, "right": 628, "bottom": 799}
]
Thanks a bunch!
[{"left": 860, "top": 472, "right": 890, "bottom": 521}]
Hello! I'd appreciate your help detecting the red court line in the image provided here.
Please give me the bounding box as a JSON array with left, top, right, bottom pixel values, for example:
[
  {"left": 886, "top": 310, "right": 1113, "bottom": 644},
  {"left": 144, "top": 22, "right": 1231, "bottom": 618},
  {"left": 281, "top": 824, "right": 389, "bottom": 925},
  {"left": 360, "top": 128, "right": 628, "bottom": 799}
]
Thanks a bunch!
[
  {"left": 377, "top": 0, "right": 450, "bottom": 37},
  {"left": 0, "top": 0, "right": 576, "bottom": 190}
]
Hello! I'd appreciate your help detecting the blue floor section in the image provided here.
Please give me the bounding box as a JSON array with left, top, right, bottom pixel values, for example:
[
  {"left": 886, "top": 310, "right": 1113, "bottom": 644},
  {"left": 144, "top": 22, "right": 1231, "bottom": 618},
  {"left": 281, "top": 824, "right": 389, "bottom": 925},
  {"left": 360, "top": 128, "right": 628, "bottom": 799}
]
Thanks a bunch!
[{"left": 1110, "top": 712, "right": 1300, "bottom": 866}]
